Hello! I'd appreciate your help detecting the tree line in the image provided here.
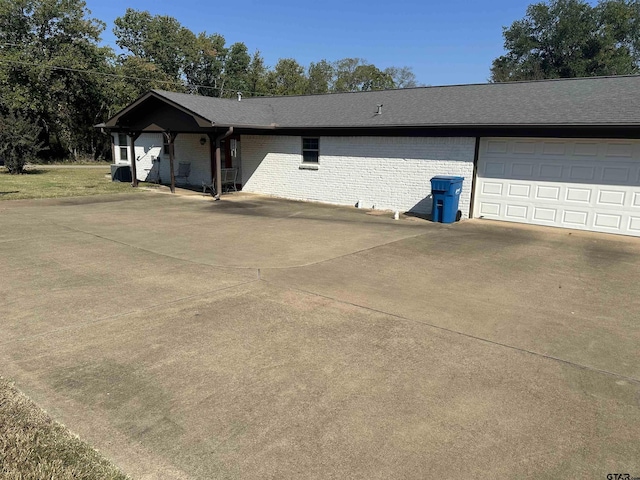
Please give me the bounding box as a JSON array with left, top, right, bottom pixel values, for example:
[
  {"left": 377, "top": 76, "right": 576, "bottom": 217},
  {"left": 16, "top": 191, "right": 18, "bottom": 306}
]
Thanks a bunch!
[
  {"left": 2, "top": 0, "right": 640, "bottom": 169},
  {"left": 0, "top": 1, "right": 418, "bottom": 166},
  {"left": 491, "top": 0, "right": 640, "bottom": 81}
]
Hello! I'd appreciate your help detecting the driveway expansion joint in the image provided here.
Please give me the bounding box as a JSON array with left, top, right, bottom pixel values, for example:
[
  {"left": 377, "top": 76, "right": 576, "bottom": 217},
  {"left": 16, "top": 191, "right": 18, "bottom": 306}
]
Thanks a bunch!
[
  {"left": 0, "top": 279, "right": 261, "bottom": 351},
  {"left": 267, "top": 281, "right": 640, "bottom": 386}
]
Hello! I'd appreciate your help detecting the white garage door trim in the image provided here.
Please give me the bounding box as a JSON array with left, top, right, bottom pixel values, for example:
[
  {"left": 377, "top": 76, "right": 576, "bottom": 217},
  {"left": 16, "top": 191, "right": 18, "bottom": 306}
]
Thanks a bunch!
[{"left": 473, "top": 138, "right": 640, "bottom": 237}]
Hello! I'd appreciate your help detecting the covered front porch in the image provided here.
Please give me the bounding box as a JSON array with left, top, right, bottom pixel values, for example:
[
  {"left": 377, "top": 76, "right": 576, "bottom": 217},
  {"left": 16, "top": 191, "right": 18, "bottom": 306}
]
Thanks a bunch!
[
  {"left": 97, "top": 91, "right": 261, "bottom": 197},
  {"left": 119, "top": 132, "right": 241, "bottom": 194}
]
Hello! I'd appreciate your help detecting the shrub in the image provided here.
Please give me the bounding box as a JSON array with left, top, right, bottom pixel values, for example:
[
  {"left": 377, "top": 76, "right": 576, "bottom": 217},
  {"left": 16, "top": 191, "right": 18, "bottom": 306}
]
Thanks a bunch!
[{"left": 0, "top": 111, "right": 43, "bottom": 174}]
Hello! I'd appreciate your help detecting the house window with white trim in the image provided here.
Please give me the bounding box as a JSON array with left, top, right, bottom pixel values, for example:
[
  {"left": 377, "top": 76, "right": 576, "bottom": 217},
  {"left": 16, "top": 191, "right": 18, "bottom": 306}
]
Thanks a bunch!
[
  {"left": 302, "top": 138, "right": 319, "bottom": 163},
  {"left": 118, "top": 133, "right": 128, "bottom": 161}
]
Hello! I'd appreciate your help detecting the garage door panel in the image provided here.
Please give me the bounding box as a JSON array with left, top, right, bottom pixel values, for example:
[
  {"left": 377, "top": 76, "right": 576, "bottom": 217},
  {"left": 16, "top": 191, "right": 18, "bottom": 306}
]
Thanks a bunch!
[
  {"left": 475, "top": 138, "right": 640, "bottom": 237},
  {"left": 562, "top": 210, "right": 590, "bottom": 226},
  {"left": 535, "top": 185, "right": 561, "bottom": 201},
  {"left": 505, "top": 204, "right": 529, "bottom": 220},
  {"left": 483, "top": 162, "right": 505, "bottom": 177},
  {"left": 533, "top": 207, "right": 558, "bottom": 222},
  {"left": 597, "top": 190, "right": 626, "bottom": 206},
  {"left": 602, "top": 166, "right": 631, "bottom": 183},
  {"left": 629, "top": 216, "right": 640, "bottom": 232},
  {"left": 513, "top": 141, "right": 537, "bottom": 154},
  {"left": 478, "top": 202, "right": 501, "bottom": 216},
  {"left": 481, "top": 182, "right": 503, "bottom": 195},
  {"left": 605, "top": 143, "right": 635, "bottom": 157},
  {"left": 566, "top": 187, "right": 591, "bottom": 203},
  {"left": 486, "top": 140, "right": 508, "bottom": 154},
  {"left": 574, "top": 142, "right": 600, "bottom": 156},
  {"left": 569, "top": 166, "right": 596, "bottom": 181},
  {"left": 508, "top": 184, "right": 531, "bottom": 198},
  {"left": 594, "top": 212, "right": 623, "bottom": 229},
  {"left": 542, "top": 142, "right": 567, "bottom": 155},
  {"left": 511, "top": 163, "right": 534, "bottom": 177},
  {"left": 539, "top": 164, "right": 563, "bottom": 179}
]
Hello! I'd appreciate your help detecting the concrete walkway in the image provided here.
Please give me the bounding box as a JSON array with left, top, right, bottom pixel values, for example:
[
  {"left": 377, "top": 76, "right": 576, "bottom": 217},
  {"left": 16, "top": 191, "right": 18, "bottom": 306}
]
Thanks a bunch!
[{"left": 1, "top": 191, "right": 638, "bottom": 479}]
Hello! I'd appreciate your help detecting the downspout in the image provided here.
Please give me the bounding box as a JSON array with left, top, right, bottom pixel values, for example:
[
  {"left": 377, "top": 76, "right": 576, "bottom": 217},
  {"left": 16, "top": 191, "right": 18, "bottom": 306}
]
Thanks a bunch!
[
  {"left": 468, "top": 137, "right": 481, "bottom": 219},
  {"left": 214, "top": 127, "right": 234, "bottom": 200}
]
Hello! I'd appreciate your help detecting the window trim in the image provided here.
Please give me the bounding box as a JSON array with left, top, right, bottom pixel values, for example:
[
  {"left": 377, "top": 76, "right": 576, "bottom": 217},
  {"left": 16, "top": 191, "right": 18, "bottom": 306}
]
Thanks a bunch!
[
  {"left": 301, "top": 137, "right": 319, "bottom": 164},
  {"left": 118, "top": 133, "right": 128, "bottom": 161}
]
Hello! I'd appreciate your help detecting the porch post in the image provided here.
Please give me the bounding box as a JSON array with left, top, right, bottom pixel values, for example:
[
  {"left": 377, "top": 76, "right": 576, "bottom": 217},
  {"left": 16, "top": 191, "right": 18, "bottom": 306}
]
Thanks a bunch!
[
  {"left": 127, "top": 131, "right": 141, "bottom": 187},
  {"left": 215, "top": 137, "right": 222, "bottom": 199},
  {"left": 110, "top": 133, "right": 116, "bottom": 165},
  {"left": 164, "top": 132, "right": 177, "bottom": 193},
  {"left": 208, "top": 132, "right": 216, "bottom": 186}
]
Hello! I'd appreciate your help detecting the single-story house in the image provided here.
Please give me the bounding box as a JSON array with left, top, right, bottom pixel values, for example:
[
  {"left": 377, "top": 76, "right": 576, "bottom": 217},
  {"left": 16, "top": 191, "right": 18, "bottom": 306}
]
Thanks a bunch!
[{"left": 98, "top": 75, "right": 640, "bottom": 237}]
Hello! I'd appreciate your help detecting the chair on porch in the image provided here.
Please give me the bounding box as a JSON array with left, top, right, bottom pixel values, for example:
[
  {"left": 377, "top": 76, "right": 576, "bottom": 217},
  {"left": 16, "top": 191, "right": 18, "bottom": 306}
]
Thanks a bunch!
[
  {"left": 175, "top": 162, "right": 191, "bottom": 185},
  {"left": 145, "top": 157, "right": 161, "bottom": 184},
  {"left": 201, "top": 167, "right": 238, "bottom": 196},
  {"left": 202, "top": 179, "right": 216, "bottom": 196},
  {"left": 221, "top": 168, "right": 238, "bottom": 192}
]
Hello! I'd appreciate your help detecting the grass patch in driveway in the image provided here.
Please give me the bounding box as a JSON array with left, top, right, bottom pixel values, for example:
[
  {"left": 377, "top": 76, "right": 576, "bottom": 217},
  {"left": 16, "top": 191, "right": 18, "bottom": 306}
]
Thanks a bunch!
[
  {"left": 0, "top": 376, "right": 128, "bottom": 480},
  {"left": 0, "top": 167, "right": 136, "bottom": 200}
]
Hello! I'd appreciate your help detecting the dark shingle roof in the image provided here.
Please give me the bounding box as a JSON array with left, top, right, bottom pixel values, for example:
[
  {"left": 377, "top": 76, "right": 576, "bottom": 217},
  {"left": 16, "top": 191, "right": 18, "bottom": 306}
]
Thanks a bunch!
[
  {"left": 152, "top": 90, "right": 275, "bottom": 127},
  {"left": 152, "top": 75, "right": 640, "bottom": 129}
]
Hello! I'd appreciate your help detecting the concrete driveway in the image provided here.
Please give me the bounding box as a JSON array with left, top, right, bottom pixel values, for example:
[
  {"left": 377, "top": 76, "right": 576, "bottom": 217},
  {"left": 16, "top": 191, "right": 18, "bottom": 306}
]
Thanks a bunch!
[{"left": 1, "top": 192, "right": 639, "bottom": 479}]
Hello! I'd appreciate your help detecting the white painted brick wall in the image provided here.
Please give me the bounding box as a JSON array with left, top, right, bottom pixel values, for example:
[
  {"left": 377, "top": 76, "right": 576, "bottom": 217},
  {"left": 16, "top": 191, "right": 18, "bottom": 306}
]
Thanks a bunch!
[
  {"left": 116, "top": 133, "right": 214, "bottom": 185},
  {"left": 241, "top": 135, "right": 475, "bottom": 216},
  {"left": 163, "top": 134, "right": 212, "bottom": 186}
]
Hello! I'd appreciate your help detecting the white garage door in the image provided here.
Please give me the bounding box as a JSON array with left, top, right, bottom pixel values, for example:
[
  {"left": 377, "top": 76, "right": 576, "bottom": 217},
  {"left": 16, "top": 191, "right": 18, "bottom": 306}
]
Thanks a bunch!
[{"left": 474, "top": 138, "right": 640, "bottom": 237}]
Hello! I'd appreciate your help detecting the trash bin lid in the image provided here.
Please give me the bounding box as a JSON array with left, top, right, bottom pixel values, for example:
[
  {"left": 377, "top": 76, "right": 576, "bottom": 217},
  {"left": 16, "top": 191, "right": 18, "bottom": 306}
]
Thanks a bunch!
[{"left": 431, "top": 175, "right": 464, "bottom": 182}]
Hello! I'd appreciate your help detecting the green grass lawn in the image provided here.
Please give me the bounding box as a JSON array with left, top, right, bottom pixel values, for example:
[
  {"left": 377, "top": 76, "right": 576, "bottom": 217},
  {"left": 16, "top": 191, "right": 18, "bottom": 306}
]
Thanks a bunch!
[
  {"left": 0, "top": 376, "right": 128, "bottom": 480},
  {"left": 0, "top": 167, "right": 137, "bottom": 201}
]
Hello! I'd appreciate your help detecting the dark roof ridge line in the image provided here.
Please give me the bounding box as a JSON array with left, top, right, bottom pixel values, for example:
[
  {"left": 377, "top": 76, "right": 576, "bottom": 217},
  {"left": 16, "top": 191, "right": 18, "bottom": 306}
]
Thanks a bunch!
[{"left": 152, "top": 74, "right": 640, "bottom": 103}]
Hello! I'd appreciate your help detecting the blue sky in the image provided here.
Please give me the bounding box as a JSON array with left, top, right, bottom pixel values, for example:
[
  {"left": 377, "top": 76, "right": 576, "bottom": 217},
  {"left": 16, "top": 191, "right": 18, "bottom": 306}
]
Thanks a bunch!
[{"left": 85, "top": 0, "right": 551, "bottom": 86}]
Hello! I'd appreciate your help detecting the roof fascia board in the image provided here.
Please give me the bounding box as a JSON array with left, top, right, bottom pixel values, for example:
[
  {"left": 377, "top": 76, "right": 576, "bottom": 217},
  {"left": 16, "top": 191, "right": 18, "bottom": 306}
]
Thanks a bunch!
[
  {"left": 103, "top": 91, "right": 156, "bottom": 128},
  {"left": 240, "top": 124, "right": 640, "bottom": 139},
  {"left": 103, "top": 91, "right": 213, "bottom": 129}
]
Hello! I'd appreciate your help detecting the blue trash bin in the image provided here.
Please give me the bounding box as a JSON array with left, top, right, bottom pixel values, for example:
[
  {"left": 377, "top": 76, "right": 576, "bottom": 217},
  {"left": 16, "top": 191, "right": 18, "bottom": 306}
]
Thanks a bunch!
[{"left": 430, "top": 176, "right": 464, "bottom": 223}]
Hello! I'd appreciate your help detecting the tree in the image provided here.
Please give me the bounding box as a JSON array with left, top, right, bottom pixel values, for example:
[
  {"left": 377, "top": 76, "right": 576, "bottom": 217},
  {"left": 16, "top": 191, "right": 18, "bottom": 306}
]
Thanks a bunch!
[
  {"left": 113, "top": 9, "right": 195, "bottom": 82},
  {"left": 384, "top": 66, "right": 419, "bottom": 88},
  {"left": 332, "top": 57, "right": 364, "bottom": 92},
  {"left": 183, "top": 33, "right": 226, "bottom": 96},
  {"left": 267, "top": 58, "right": 308, "bottom": 95},
  {"left": 333, "top": 58, "right": 395, "bottom": 92},
  {"left": 306, "top": 60, "right": 334, "bottom": 94},
  {"left": 0, "top": 111, "right": 43, "bottom": 174},
  {"left": 246, "top": 50, "right": 268, "bottom": 96},
  {"left": 490, "top": 0, "right": 640, "bottom": 82},
  {"left": 0, "top": 0, "right": 114, "bottom": 159},
  {"left": 220, "top": 42, "right": 251, "bottom": 97},
  {"left": 108, "top": 56, "right": 178, "bottom": 112}
]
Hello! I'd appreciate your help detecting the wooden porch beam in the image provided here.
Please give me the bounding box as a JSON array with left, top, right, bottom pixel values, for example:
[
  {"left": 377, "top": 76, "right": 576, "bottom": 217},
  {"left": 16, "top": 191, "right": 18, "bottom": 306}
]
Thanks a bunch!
[
  {"left": 163, "top": 132, "right": 178, "bottom": 193},
  {"left": 215, "top": 137, "right": 222, "bottom": 199},
  {"left": 110, "top": 133, "right": 115, "bottom": 166},
  {"left": 213, "top": 127, "right": 234, "bottom": 200},
  {"left": 127, "top": 131, "right": 141, "bottom": 187},
  {"left": 207, "top": 132, "right": 216, "bottom": 187}
]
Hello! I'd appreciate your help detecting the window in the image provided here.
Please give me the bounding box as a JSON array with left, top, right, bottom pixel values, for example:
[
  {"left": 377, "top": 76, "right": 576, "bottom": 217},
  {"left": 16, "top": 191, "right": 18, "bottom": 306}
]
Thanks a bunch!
[
  {"left": 118, "top": 133, "right": 128, "bottom": 161},
  {"left": 163, "top": 138, "right": 170, "bottom": 155},
  {"left": 302, "top": 138, "right": 319, "bottom": 163}
]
